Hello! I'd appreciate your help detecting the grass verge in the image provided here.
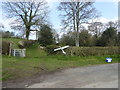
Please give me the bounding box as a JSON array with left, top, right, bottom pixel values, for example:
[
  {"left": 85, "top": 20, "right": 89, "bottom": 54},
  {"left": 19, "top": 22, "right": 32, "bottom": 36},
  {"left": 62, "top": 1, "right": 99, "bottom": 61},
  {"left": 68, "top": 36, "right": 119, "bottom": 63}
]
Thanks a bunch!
[
  {"left": 2, "top": 53, "right": 119, "bottom": 81},
  {"left": 1, "top": 38, "right": 119, "bottom": 81}
]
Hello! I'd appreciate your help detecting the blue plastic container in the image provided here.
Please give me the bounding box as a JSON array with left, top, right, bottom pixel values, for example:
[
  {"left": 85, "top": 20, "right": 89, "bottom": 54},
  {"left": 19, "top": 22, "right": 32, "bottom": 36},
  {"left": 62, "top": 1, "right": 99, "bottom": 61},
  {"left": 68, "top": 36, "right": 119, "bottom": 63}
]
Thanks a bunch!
[{"left": 106, "top": 58, "right": 112, "bottom": 62}]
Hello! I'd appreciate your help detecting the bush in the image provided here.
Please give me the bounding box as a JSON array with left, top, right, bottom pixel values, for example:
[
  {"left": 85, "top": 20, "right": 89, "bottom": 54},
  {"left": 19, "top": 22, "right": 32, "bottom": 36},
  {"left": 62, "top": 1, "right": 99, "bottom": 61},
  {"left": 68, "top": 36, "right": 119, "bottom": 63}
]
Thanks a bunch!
[
  {"left": 66, "top": 47, "right": 119, "bottom": 56},
  {"left": 60, "top": 35, "right": 75, "bottom": 46},
  {"left": 1, "top": 31, "right": 15, "bottom": 38},
  {"left": 46, "top": 45, "right": 58, "bottom": 54},
  {"left": 46, "top": 45, "right": 71, "bottom": 55},
  {"left": 2, "top": 41, "right": 12, "bottom": 55},
  {"left": 18, "top": 40, "right": 36, "bottom": 49}
]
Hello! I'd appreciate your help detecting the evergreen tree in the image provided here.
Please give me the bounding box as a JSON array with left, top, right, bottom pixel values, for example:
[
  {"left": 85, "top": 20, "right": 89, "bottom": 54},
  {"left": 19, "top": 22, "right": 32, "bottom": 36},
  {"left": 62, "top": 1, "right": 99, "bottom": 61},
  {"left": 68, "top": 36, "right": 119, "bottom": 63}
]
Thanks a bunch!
[
  {"left": 98, "top": 27, "right": 117, "bottom": 46},
  {"left": 38, "top": 25, "right": 54, "bottom": 46}
]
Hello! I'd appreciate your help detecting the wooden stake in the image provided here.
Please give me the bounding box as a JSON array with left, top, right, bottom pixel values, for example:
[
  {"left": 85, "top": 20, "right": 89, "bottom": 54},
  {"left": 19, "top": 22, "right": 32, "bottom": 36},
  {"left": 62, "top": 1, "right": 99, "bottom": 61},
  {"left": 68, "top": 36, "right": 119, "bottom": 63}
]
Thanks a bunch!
[{"left": 9, "top": 43, "right": 12, "bottom": 56}]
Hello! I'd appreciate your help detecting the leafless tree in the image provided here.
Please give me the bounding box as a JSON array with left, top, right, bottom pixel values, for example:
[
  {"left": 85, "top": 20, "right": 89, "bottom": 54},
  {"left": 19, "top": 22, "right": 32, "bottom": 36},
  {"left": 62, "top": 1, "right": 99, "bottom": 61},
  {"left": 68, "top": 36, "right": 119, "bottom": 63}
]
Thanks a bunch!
[
  {"left": 118, "top": 1, "right": 120, "bottom": 34},
  {"left": 0, "top": 23, "right": 4, "bottom": 31},
  {"left": 58, "top": 2, "right": 99, "bottom": 46},
  {"left": 3, "top": 0, "right": 49, "bottom": 40},
  {"left": 88, "top": 22, "right": 103, "bottom": 38},
  {"left": 106, "top": 21, "right": 118, "bottom": 29}
]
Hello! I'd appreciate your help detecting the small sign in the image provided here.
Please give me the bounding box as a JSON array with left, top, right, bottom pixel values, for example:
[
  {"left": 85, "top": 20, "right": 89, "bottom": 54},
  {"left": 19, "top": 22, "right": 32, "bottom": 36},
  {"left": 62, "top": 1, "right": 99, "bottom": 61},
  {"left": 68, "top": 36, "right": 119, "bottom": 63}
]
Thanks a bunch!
[{"left": 106, "top": 58, "right": 112, "bottom": 62}]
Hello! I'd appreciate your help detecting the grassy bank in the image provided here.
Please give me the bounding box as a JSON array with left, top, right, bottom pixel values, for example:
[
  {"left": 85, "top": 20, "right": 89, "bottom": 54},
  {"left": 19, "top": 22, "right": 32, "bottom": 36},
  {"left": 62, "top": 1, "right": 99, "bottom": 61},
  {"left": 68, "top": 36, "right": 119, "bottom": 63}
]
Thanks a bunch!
[
  {"left": 1, "top": 38, "right": 119, "bottom": 81},
  {"left": 0, "top": 35, "right": 1, "bottom": 81},
  {"left": 2, "top": 38, "right": 23, "bottom": 48},
  {"left": 2, "top": 53, "right": 119, "bottom": 81}
]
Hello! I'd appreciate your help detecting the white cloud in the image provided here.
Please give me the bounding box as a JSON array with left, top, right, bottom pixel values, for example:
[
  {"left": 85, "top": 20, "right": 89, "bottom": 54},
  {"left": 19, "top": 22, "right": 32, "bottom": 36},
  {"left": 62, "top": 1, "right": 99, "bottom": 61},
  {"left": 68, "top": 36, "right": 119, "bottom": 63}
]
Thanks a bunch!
[
  {"left": 1, "top": 0, "right": 120, "bottom": 2},
  {"left": 0, "top": 17, "right": 16, "bottom": 31},
  {"left": 46, "top": 1, "right": 54, "bottom": 9},
  {"left": 81, "top": 17, "right": 118, "bottom": 30},
  {"left": 53, "top": 17, "right": 118, "bottom": 35},
  {"left": 90, "top": 17, "right": 118, "bottom": 23},
  {"left": 114, "top": 1, "right": 118, "bottom": 7},
  {"left": 53, "top": 26, "right": 64, "bottom": 36},
  {"left": 46, "top": 0, "right": 119, "bottom": 2},
  {"left": 46, "top": 0, "right": 60, "bottom": 2}
]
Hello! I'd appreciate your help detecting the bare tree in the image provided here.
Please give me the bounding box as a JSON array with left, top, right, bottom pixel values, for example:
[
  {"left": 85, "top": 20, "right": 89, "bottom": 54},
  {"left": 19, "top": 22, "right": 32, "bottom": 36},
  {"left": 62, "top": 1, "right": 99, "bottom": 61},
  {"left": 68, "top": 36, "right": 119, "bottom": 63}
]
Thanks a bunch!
[
  {"left": 3, "top": 1, "right": 49, "bottom": 40},
  {"left": 88, "top": 22, "right": 103, "bottom": 38},
  {"left": 58, "top": 2, "right": 99, "bottom": 46},
  {"left": 106, "top": 21, "right": 118, "bottom": 29},
  {"left": 0, "top": 23, "right": 4, "bottom": 31}
]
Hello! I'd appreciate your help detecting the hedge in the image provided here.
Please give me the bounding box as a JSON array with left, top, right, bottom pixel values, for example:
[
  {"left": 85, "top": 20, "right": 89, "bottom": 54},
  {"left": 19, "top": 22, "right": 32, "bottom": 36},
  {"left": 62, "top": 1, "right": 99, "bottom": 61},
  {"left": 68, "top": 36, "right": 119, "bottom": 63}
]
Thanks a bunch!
[
  {"left": 18, "top": 40, "right": 36, "bottom": 49},
  {"left": 66, "top": 47, "right": 119, "bottom": 56},
  {"left": 46, "top": 45, "right": 68, "bottom": 55},
  {"left": 46, "top": 46, "right": 119, "bottom": 56}
]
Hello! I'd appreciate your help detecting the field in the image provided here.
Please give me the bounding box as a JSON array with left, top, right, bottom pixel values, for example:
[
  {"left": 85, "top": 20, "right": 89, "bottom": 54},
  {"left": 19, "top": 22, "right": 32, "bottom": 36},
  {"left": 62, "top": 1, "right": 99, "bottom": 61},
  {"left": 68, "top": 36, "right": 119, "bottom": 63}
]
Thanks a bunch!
[{"left": 1, "top": 38, "right": 119, "bottom": 81}]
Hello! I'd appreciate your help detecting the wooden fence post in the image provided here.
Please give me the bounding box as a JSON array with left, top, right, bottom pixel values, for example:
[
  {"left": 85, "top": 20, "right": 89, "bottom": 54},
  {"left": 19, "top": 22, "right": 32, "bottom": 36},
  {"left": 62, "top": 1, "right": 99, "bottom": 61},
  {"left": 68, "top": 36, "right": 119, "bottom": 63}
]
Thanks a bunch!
[{"left": 9, "top": 43, "right": 12, "bottom": 56}]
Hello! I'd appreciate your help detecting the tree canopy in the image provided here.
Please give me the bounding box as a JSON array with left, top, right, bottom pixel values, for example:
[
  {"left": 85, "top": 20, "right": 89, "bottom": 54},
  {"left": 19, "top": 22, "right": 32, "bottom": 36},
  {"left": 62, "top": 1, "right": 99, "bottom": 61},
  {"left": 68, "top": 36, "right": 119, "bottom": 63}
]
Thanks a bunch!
[
  {"left": 58, "top": 2, "right": 99, "bottom": 46},
  {"left": 3, "top": 1, "right": 49, "bottom": 40}
]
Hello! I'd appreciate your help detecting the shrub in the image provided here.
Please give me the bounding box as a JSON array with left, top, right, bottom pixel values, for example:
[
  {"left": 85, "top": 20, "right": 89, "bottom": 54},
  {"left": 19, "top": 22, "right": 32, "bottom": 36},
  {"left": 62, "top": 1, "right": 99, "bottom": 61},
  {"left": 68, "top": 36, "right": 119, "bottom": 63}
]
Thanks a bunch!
[
  {"left": 18, "top": 40, "right": 36, "bottom": 49},
  {"left": 60, "top": 35, "right": 75, "bottom": 46},
  {"left": 46, "top": 45, "right": 70, "bottom": 55},
  {"left": 1, "top": 31, "right": 15, "bottom": 38},
  {"left": 2, "top": 41, "right": 12, "bottom": 55},
  {"left": 46, "top": 45, "right": 58, "bottom": 54},
  {"left": 66, "top": 47, "right": 119, "bottom": 56}
]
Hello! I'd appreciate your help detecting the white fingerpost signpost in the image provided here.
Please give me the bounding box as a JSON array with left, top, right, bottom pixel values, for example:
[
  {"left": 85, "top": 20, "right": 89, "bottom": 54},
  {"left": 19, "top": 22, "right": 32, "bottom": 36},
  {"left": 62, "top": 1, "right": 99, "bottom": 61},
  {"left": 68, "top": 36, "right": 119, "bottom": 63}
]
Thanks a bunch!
[{"left": 54, "top": 45, "right": 70, "bottom": 55}]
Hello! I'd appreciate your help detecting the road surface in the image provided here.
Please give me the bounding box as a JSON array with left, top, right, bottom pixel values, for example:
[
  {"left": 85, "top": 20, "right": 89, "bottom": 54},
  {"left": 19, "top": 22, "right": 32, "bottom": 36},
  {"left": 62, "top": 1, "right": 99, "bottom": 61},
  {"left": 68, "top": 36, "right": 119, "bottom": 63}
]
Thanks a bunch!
[{"left": 28, "top": 63, "right": 118, "bottom": 88}]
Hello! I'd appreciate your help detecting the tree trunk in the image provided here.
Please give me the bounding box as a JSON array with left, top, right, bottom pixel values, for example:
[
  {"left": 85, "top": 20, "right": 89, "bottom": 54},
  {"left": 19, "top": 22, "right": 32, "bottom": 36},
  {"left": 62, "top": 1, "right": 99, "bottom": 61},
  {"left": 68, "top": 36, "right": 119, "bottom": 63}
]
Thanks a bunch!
[
  {"left": 36, "top": 31, "right": 38, "bottom": 40},
  {"left": 9, "top": 42, "right": 12, "bottom": 56},
  {"left": 26, "top": 30, "right": 30, "bottom": 40},
  {"left": 75, "top": 32, "right": 79, "bottom": 47},
  {"left": 26, "top": 26, "right": 30, "bottom": 40},
  {"left": 72, "top": 5, "right": 79, "bottom": 47},
  {"left": 75, "top": 2, "right": 80, "bottom": 47}
]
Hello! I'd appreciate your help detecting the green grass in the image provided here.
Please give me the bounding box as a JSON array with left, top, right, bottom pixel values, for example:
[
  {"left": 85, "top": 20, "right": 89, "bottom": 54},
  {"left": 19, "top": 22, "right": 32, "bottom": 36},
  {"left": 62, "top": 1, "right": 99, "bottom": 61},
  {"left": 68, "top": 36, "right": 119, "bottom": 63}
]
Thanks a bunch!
[
  {"left": 0, "top": 55, "right": 2, "bottom": 81},
  {"left": 2, "top": 38, "right": 23, "bottom": 48},
  {"left": 2, "top": 52, "right": 119, "bottom": 81},
  {"left": 1, "top": 38, "right": 120, "bottom": 81}
]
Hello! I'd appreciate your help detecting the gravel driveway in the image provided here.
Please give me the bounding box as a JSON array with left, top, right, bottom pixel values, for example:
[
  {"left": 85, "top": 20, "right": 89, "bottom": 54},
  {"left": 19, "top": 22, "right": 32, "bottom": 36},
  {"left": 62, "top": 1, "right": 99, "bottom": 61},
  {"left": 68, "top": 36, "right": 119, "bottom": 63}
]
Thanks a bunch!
[{"left": 28, "top": 63, "right": 118, "bottom": 88}]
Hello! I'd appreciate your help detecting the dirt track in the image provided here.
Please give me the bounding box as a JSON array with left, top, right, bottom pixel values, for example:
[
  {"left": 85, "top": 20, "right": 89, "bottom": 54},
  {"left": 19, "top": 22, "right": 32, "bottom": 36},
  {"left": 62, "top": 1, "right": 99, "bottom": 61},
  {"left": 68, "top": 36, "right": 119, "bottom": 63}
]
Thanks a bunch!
[{"left": 28, "top": 63, "right": 118, "bottom": 88}]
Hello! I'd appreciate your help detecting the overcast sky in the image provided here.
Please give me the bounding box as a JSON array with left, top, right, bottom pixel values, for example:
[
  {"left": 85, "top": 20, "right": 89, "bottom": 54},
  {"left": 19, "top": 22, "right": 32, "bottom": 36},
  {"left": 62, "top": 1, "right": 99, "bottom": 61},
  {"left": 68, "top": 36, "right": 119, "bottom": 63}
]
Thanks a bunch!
[{"left": 0, "top": 0, "right": 119, "bottom": 39}]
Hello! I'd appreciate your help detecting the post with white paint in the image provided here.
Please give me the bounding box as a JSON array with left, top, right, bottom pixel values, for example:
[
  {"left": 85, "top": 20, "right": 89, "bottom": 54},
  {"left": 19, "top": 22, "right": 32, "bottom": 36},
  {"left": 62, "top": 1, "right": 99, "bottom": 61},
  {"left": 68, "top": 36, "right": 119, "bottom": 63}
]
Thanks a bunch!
[
  {"left": 22, "top": 49, "right": 26, "bottom": 57},
  {"left": 9, "top": 42, "right": 12, "bottom": 56},
  {"left": 14, "top": 49, "right": 15, "bottom": 56},
  {"left": 54, "top": 45, "right": 70, "bottom": 55}
]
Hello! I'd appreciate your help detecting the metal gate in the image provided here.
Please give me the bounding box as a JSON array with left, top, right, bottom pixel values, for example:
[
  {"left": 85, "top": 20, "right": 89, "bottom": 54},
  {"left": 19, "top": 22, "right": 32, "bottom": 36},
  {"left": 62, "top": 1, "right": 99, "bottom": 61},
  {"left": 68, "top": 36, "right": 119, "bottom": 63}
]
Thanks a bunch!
[{"left": 12, "top": 49, "right": 26, "bottom": 57}]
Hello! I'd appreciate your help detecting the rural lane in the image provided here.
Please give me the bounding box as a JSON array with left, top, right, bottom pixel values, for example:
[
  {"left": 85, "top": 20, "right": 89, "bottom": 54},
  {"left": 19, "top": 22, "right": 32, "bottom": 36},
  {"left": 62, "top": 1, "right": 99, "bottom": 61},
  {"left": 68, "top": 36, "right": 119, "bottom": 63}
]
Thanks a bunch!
[{"left": 28, "top": 63, "right": 119, "bottom": 88}]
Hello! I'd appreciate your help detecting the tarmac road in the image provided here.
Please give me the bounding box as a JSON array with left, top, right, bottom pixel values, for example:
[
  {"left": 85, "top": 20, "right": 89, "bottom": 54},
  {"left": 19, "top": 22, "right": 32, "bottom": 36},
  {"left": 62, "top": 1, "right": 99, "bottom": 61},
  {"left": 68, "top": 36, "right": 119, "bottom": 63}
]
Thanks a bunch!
[{"left": 28, "top": 63, "right": 118, "bottom": 88}]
